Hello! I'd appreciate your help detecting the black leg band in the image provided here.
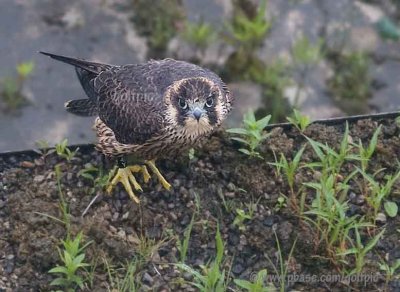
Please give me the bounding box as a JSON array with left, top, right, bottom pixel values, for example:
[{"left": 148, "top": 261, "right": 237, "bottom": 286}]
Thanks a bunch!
[{"left": 117, "top": 157, "right": 127, "bottom": 168}]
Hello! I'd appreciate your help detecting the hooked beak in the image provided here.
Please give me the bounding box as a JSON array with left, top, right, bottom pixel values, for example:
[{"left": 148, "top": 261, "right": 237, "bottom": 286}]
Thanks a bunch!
[{"left": 191, "top": 107, "right": 205, "bottom": 122}]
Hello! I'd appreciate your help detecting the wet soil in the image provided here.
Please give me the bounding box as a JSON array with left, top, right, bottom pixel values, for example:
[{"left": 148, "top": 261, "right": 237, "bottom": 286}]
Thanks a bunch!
[{"left": 1, "top": 117, "right": 400, "bottom": 291}]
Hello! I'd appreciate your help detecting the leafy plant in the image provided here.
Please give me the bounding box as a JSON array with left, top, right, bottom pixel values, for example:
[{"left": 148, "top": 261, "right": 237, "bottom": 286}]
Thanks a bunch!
[
  {"left": 188, "top": 148, "right": 196, "bottom": 160},
  {"left": 269, "top": 146, "right": 305, "bottom": 197},
  {"left": 352, "top": 125, "right": 381, "bottom": 173},
  {"left": 135, "top": 235, "right": 168, "bottom": 265},
  {"left": 291, "top": 36, "right": 323, "bottom": 66},
  {"left": 338, "top": 227, "right": 385, "bottom": 275},
  {"left": 103, "top": 257, "right": 139, "bottom": 292},
  {"left": 379, "top": 258, "right": 400, "bottom": 288},
  {"left": 34, "top": 139, "right": 56, "bottom": 159},
  {"left": 78, "top": 164, "right": 113, "bottom": 195},
  {"left": 17, "top": 62, "right": 35, "bottom": 78},
  {"left": 1, "top": 61, "right": 34, "bottom": 112},
  {"left": 291, "top": 36, "right": 323, "bottom": 108},
  {"left": 227, "top": 0, "right": 271, "bottom": 50},
  {"left": 234, "top": 269, "right": 275, "bottom": 292},
  {"left": 177, "top": 226, "right": 228, "bottom": 291},
  {"left": 328, "top": 51, "right": 371, "bottom": 114},
  {"left": 227, "top": 111, "right": 271, "bottom": 158},
  {"left": 384, "top": 201, "right": 398, "bottom": 218},
  {"left": 177, "top": 212, "right": 195, "bottom": 263},
  {"left": 55, "top": 139, "right": 78, "bottom": 162},
  {"left": 182, "top": 21, "right": 215, "bottom": 52},
  {"left": 305, "top": 124, "right": 353, "bottom": 180},
  {"left": 264, "top": 230, "right": 297, "bottom": 292},
  {"left": 286, "top": 109, "right": 312, "bottom": 132},
  {"left": 251, "top": 60, "right": 292, "bottom": 122},
  {"left": 303, "top": 174, "right": 370, "bottom": 258},
  {"left": 218, "top": 189, "right": 237, "bottom": 213},
  {"left": 357, "top": 168, "right": 400, "bottom": 222},
  {"left": 131, "top": 0, "right": 184, "bottom": 57},
  {"left": 274, "top": 195, "right": 287, "bottom": 211},
  {"left": 49, "top": 232, "right": 92, "bottom": 292},
  {"left": 233, "top": 208, "right": 253, "bottom": 231}
]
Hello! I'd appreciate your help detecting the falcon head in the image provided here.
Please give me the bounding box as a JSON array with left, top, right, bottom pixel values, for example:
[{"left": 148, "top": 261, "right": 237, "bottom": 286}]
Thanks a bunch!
[{"left": 165, "top": 77, "right": 232, "bottom": 137}]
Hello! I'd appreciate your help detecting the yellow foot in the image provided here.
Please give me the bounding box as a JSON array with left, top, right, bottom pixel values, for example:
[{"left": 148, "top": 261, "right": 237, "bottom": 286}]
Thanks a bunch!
[
  {"left": 107, "top": 167, "right": 143, "bottom": 203},
  {"left": 145, "top": 159, "right": 172, "bottom": 190},
  {"left": 106, "top": 161, "right": 171, "bottom": 203}
]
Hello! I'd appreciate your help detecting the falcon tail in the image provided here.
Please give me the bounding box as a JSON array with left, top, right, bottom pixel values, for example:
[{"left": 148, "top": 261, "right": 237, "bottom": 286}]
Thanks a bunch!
[
  {"left": 65, "top": 99, "right": 98, "bottom": 116},
  {"left": 39, "top": 51, "right": 110, "bottom": 74}
]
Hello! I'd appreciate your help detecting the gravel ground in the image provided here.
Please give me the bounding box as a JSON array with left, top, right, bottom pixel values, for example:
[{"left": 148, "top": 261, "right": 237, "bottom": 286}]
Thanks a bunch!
[{"left": 1, "top": 118, "right": 400, "bottom": 291}]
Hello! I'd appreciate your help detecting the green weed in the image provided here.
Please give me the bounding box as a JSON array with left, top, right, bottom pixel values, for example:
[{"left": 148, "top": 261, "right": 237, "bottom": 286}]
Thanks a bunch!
[
  {"left": 131, "top": 0, "right": 184, "bottom": 57},
  {"left": 338, "top": 227, "right": 385, "bottom": 275},
  {"left": 182, "top": 21, "right": 215, "bottom": 53},
  {"left": 357, "top": 168, "right": 400, "bottom": 222},
  {"left": 177, "top": 213, "right": 196, "bottom": 263},
  {"left": 384, "top": 201, "right": 398, "bottom": 218},
  {"left": 103, "top": 257, "right": 139, "bottom": 292},
  {"left": 0, "top": 61, "right": 34, "bottom": 113},
  {"left": 78, "top": 163, "right": 113, "bottom": 195},
  {"left": 233, "top": 208, "right": 253, "bottom": 231},
  {"left": 351, "top": 125, "right": 381, "bottom": 173},
  {"left": 264, "top": 230, "right": 297, "bottom": 292},
  {"left": 227, "top": 0, "right": 271, "bottom": 50},
  {"left": 227, "top": 111, "right": 271, "bottom": 158},
  {"left": 291, "top": 36, "right": 323, "bottom": 108},
  {"left": 328, "top": 51, "right": 371, "bottom": 114},
  {"left": 305, "top": 123, "right": 353, "bottom": 180},
  {"left": 274, "top": 195, "right": 287, "bottom": 212},
  {"left": 286, "top": 109, "right": 312, "bottom": 132},
  {"left": 49, "top": 232, "right": 92, "bottom": 292},
  {"left": 303, "top": 173, "right": 370, "bottom": 257},
  {"left": 269, "top": 146, "right": 305, "bottom": 196},
  {"left": 55, "top": 139, "right": 78, "bottom": 162},
  {"left": 234, "top": 269, "right": 275, "bottom": 292},
  {"left": 379, "top": 257, "right": 400, "bottom": 288},
  {"left": 177, "top": 225, "right": 228, "bottom": 291}
]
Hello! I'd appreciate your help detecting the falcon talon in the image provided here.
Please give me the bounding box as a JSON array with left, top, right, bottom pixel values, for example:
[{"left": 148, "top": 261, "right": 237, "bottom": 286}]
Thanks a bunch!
[
  {"left": 145, "top": 160, "right": 172, "bottom": 191},
  {"left": 41, "top": 51, "right": 232, "bottom": 203},
  {"left": 107, "top": 167, "right": 141, "bottom": 203}
]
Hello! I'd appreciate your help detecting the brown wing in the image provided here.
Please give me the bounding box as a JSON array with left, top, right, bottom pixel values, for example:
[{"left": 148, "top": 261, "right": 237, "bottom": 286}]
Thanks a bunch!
[{"left": 95, "top": 59, "right": 230, "bottom": 145}]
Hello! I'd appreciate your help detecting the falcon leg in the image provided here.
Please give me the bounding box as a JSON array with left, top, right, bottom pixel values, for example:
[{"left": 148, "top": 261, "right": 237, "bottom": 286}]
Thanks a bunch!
[
  {"left": 145, "top": 159, "right": 172, "bottom": 190},
  {"left": 106, "top": 157, "right": 142, "bottom": 203},
  {"left": 106, "top": 158, "right": 171, "bottom": 203}
]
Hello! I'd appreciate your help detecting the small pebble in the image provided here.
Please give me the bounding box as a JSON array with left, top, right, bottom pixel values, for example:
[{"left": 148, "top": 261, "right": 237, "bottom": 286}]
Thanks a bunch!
[
  {"left": 169, "top": 212, "right": 177, "bottom": 221},
  {"left": 376, "top": 213, "right": 387, "bottom": 224},
  {"left": 20, "top": 161, "right": 35, "bottom": 168},
  {"left": 263, "top": 216, "right": 275, "bottom": 227},
  {"left": 232, "top": 263, "right": 245, "bottom": 274},
  {"left": 33, "top": 175, "right": 45, "bottom": 183},
  {"left": 349, "top": 192, "right": 356, "bottom": 200},
  {"left": 182, "top": 272, "right": 193, "bottom": 281},
  {"left": 117, "top": 229, "right": 126, "bottom": 239},
  {"left": 355, "top": 195, "right": 365, "bottom": 205},
  {"left": 227, "top": 182, "right": 236, "bottom": 192},
  {"left": 180, "top": 214, "right": 190, "bottom": 226}
]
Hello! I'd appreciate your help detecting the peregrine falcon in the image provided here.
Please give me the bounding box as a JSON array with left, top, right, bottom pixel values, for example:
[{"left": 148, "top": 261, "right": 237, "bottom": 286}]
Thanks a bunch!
[{"left": 40, "top": 52, "right": 233, "bottom": 203}]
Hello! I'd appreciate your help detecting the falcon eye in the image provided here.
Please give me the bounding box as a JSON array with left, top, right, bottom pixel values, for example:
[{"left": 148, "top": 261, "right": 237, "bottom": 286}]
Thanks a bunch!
[
  {"left": 178, "top": 98, "right": 188, "bottom": 109},
  {"left": 205, "top": 97, "right": 214, "bottom": 108}
]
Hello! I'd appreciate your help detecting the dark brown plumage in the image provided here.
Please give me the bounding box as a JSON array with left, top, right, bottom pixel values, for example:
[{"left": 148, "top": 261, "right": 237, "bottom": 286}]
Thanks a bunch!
[
  {"left": 40, "top": 52, "right": 233, "bottom": 160},
  {"left": 41, "top": 51, "right": 233, "bottom": 202}
]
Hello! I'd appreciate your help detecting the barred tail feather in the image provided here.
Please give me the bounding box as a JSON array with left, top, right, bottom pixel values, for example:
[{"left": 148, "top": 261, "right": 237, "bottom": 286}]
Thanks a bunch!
[{"left": 65, "top": 99, "right": 98, "bottom": 116}]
